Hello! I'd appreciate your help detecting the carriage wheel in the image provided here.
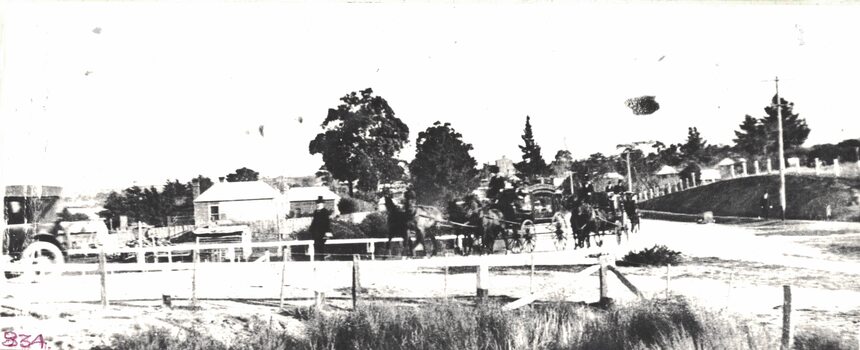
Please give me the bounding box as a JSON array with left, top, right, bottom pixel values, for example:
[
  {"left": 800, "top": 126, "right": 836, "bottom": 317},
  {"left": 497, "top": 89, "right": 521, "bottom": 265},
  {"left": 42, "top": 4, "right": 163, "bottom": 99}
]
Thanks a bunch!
[
  {"left": 18, "top": 241, "right": 65, "bottom": 280},
  {"left": 521, "top": 220, "right": 536, "bottom": 253},
  {"left": 504, "top": 229, "right": 523, "bottom": 254}
]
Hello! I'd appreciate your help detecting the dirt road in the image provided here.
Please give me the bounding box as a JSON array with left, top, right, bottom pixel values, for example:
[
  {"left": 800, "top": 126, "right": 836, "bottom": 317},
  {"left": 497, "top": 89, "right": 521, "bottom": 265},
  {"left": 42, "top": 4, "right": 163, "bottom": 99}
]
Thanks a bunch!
[{"left": 2, "top": 218, "right": 859, "bottom": 348}]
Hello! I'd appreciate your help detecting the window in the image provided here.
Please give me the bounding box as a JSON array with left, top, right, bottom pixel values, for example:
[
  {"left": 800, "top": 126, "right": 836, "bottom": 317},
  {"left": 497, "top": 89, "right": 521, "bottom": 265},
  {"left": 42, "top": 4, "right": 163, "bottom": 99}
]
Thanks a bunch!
[{"left": 209, "top": 205, "right": 220, "bottom": 221}]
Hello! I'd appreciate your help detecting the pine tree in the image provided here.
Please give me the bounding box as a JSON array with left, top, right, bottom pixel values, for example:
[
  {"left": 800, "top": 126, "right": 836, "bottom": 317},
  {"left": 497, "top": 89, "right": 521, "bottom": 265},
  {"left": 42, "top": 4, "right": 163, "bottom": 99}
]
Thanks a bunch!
[
  {"left": 515, "top": 116, "right": 548, "bottom": 180},
  {"left": 761, "top": 95, "right": 810, "bottom": 154},
  {"left": 680, "top": 127, "right": 708, "bottom": 162},
  {"left": 733, "top": 114, "right": 766, "bottom": 157}
]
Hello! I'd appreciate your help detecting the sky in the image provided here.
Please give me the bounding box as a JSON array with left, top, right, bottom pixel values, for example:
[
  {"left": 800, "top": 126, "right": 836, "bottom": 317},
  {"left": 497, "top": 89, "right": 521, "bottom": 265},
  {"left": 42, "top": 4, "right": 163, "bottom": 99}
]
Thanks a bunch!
[{"left": 1, "top": 1, "right": 859, "bottom": 195}]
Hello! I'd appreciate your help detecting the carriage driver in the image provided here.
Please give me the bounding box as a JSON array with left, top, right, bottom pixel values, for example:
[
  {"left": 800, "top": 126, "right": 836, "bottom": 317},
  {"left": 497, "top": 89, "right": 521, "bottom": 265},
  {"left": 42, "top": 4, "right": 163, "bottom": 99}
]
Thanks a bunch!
[
  {"left": 486, "top": 166, "right": 506, "bottom": 201},
  {"left": 579, "top": 174, "right": 595, "bottom": 204}
]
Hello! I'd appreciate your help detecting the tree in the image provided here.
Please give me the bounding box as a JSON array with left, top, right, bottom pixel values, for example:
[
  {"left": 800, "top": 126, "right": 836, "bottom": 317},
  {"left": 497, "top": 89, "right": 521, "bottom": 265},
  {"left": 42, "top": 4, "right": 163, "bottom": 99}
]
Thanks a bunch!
[
  {"left": 161, "top": 180, "right": 193, "bottom": 219},
  {"left": 733, "top": 114, "right": 766, "bottom": 157},
  {"left": 315, "top": 166, "right": 334, "bottom": 186},
  {"left": 680, "top": 127, "right": 709, "bottom": 162},
  {"left": 226, "top": 167, "right": 259, "bottom": 182},
  {"left": 309, "top": 88, "right": 410, "bottom": 195},
  {"left": 734, "top": 96, "right": 810, "bottom": 159},
  {"left": 57, "top": 208, "right": 89, "bottom": 222},
  {"left": 761, "top": 95, "right": 810, "bottom": 154},
  {"left": 514, "top": 116, "right": 548, "bottom": 180},
  {"left": 549, "top": 150, "right": 573, "bottom": 177},
  {"left": 409, "top": 122, "right": 480, "bottom": 206}
]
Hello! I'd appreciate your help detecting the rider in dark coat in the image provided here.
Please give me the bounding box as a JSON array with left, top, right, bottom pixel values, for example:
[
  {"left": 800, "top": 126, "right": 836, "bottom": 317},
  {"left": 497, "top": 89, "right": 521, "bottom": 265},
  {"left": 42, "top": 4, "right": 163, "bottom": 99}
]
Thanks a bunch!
[
  {"left": 486, "top": 166, "right": 505, "bottom": 201},
  {"left": 309, "top": 196, "right": 332, "bottom": 260},
  {"left": 579, "top": 175, "right": 595, "bottom": 204}
]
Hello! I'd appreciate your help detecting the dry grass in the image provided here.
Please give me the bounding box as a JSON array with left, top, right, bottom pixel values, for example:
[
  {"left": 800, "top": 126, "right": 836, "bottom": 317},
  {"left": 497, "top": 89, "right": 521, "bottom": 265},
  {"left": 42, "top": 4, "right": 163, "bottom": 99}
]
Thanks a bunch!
[{"left": 95, "top": 297, "right": 798, "bottom": 350}]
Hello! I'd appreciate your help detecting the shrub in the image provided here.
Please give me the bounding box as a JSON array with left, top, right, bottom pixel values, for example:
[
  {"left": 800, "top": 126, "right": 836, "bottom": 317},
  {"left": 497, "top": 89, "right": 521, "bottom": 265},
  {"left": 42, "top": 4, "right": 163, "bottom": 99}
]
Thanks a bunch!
[
  {"left": 294, "top": 220, "right": 365, "bottom": 240},
  {"left": 622, "top": 245, "right": 684, "bottom": 266},
  {"left": 794, "top": 326, "right": 856, "bottom": 350},
  {"left": 338, "top": 198, "right": 360, "bottom": 215},
  {"left": 358, "top": 212, "right": 389, "bottom": 238}
]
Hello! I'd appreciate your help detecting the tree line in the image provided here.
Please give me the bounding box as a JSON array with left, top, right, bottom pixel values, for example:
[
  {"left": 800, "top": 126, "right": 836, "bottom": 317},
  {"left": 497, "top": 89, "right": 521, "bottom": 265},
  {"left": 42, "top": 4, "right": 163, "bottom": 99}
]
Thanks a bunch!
[
  {"left": 96, "top": 168, "right": 258, "bottom": 227},
  {"left": 311, "top": 88, "right": 859, "bottom": 205}
]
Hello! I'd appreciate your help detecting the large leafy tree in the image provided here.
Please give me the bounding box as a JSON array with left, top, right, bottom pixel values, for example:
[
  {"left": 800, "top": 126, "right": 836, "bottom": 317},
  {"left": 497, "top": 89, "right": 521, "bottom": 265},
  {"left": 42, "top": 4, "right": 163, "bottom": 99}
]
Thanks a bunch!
[
  {"left": 309, "top": 88, "right": 410, "bottom": 195},
  {"left": 514, "top": 116, "right": 548, "bottom": 180},
  {"left": 226, "top": 167, "right": 259, "bottom": 182},
  {"left": 409, "top": 122, "right": 479, "bottom": 206}
]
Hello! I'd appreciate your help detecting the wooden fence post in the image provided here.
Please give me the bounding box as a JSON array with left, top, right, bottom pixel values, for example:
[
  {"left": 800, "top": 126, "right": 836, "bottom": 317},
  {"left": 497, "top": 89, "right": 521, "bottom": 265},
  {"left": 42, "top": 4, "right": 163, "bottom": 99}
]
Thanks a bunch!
[
  {"left": 476, "top": 263, "right": 489, "bottom": 301},
  {"left": 443, "top": 264, "right": 449, "bottom": 300},
  {"left": 308, "top": 244, "right": 315, "bottom": 262},
  {"left": 314, "top": 264, "right": 325, "bottom": 309},
  {"left": 278, "top": 245, "right": 289, "bottom": 310},
  {"left": 352, "top": 254, "right": 361, "bottom": 309},
  {"left": 191, "top": 246, "right": 199, "bottom": 307},
  {"left": 367, "top": 242, "right": 375, "bottom": 261},
  {"left": 137, "top": 221, "right": 144, "bottom": 264},
  {"left": 782, "top": 285, "right": 793, "bottom": 350},
  {"left": 598, "top": 255, "right": 612, "bottom": 306},
  {"left": 529, "top": 252, "right": 535, "bottom": 294},
  {"left": 99, "top": 248, "right": 108, "bottom": 308},
  {"left": 665, "top": 264, "right": 671, "bottom": 300}
]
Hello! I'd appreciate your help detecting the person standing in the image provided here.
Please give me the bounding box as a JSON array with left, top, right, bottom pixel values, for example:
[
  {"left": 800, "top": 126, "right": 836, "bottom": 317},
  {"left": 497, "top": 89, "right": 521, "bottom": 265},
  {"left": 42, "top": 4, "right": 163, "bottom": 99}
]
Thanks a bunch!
[
  {"left": 760, "top": 193, "right": 770, "bottom": 220},
  {"left": 309, "top": 196, "right": 333, "bottom": 260}
]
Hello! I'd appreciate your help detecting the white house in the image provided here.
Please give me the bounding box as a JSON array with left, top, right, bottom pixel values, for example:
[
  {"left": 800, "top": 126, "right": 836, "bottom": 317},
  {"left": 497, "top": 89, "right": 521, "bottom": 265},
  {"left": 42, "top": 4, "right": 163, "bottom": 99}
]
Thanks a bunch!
[{"left": 193, "top": 181, "right": 288, "bottom": 226}]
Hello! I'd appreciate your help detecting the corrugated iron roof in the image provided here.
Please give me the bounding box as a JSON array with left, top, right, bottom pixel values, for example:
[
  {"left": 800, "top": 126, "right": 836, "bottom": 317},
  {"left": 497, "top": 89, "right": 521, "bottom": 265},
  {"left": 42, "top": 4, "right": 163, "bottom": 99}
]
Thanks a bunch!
[
  {"left": 193, "top": 181, "right": 281, "bottom": 203},
  {"left": 287, "top": 186, "right": 340, "bottom": 202}
]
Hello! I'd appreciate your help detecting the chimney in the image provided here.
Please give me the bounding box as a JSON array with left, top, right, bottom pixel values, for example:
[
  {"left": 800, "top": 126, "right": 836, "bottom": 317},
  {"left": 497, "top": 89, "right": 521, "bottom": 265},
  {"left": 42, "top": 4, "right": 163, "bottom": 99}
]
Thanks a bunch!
[
  {"left": 191, "top": 177, "right": 201, "bottom": 200},
  {"left": 219, "top": 177, "right": 225, "bottom": 183}
]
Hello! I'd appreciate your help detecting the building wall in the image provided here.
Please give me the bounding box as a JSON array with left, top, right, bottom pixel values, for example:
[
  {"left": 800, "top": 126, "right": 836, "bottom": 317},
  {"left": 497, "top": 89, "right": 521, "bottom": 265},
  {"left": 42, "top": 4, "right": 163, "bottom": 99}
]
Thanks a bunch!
[
  {"left": 289, "top": 199, "right": 336, "bottom": 218},
  {"left": 194, "top": 198, "right": 286, "bottom": 226}
]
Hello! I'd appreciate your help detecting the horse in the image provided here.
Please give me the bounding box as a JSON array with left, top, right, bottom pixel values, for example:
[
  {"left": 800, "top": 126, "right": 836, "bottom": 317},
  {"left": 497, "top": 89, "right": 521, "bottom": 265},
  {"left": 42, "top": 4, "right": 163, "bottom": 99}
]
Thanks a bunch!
[
  {"left": 622, "top": 194, "right": 640, "bottom": 234},
  {"left": 462, "top": 196, "right": 505, "bottom": 254},
  {"left": 570, "top": 200, "right": 605, "bottom": 249},
  {"left": 384, "top": 195, "right": 444, "bottom": 257}
]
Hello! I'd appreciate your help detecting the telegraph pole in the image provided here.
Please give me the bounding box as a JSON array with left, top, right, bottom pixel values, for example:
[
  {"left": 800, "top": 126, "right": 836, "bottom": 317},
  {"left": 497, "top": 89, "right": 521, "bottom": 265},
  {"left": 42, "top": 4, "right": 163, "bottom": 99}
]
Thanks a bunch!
[
  {"left": 775, "top": 77, "right": 787, "bottom": 221},
  {"left": 626, "top": 151, "right": 633, "bottom": 192}
]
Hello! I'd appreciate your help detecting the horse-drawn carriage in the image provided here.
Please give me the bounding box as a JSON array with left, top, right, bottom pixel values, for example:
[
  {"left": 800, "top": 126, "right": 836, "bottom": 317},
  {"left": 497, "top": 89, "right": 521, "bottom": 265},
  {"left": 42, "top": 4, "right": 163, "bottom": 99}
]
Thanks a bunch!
[
  {"left": 382, "top": 182, "right": 640, "bottom": 258},
  {"left": 568, "top": 191, "right": 639, "bottom": 249},
  {"left": 493, "top": 183, "right": 559, "bottom": 253}
]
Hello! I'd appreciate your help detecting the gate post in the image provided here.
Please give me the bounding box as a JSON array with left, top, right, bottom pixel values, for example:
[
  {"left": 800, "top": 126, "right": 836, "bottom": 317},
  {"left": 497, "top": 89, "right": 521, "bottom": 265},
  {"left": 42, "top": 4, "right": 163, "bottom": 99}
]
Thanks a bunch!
[{"left": 476, "top": 263, "right": 489, "bottom": 302}]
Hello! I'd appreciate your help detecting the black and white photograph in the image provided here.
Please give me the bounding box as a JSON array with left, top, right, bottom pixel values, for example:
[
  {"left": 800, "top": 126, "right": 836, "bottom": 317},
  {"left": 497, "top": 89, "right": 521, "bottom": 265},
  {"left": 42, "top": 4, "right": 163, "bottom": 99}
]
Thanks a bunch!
[{"left": 2, "top": 1, "right": 860, "bottom": 349}]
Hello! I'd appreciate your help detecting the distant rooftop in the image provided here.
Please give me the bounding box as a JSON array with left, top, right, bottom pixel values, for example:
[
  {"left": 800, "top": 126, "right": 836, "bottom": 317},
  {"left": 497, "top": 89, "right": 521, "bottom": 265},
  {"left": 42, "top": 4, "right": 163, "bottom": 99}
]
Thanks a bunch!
[
  {"left": 286, "top": 186, "right": 340, "bottom": 202},
  {"left": 193, "top": 181, "right": 281, "bottom": 203}
]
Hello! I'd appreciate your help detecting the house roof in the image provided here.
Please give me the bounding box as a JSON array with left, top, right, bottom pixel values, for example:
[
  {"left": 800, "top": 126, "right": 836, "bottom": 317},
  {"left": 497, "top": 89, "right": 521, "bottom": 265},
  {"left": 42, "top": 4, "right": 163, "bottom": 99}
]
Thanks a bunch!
[
  {"left": 655, "top": 165, "right": 678, "bottom": 176},
  {"left": 193, "top": 181, "right": 281, "bottom": 203},
  {"left": 603, "top": 172, "right": 625, "bottom": 180},
  {"left": 700, "top": 169, "right": 721, "bottom": 180},
  {"left": 717, "top": 158, "right": 736, "bottom": 166},
  {"left": 286, "top": 186, "right": 340, "bottom": 202}
]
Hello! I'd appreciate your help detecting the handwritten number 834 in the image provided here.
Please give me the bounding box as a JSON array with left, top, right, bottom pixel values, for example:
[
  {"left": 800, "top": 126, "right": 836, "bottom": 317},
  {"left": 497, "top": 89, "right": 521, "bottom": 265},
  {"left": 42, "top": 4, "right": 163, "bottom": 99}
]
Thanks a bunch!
[{"left": 3, "top": 332, "right": 47, "bottom": 349}]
